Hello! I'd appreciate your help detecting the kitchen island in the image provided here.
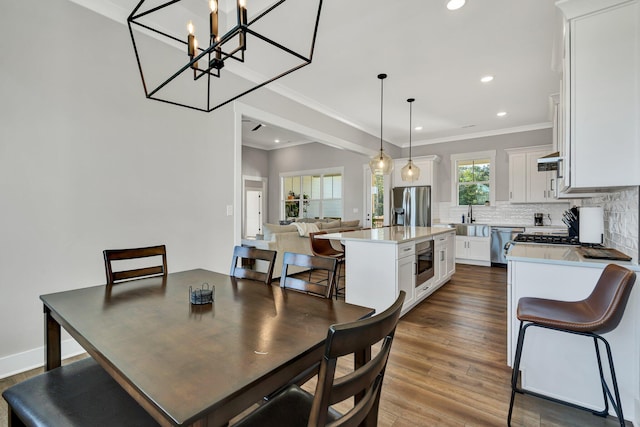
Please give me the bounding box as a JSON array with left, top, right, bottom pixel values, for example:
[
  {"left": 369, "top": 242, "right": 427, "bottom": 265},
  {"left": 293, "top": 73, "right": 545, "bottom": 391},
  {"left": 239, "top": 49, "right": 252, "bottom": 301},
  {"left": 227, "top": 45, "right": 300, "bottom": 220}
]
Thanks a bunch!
[
  {"left": 321, "top": 226, "right": 455, "bottom": 316},
  {"left": 506, "top": 244, "right": 639, "bottom": 423}
]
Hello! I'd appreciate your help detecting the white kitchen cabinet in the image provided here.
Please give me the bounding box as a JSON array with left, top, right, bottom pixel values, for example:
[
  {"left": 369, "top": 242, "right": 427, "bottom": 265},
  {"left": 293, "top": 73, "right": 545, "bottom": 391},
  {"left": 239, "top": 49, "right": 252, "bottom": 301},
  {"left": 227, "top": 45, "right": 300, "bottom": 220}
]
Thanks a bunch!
[
  {"left": 455, "top": 236, "right": 490, "bottom": 266},
  {"left": 557, "top": 0, "right": 640, "bottom": 191},
  {"left": 507, "top": 146, "right": 564, "bottom": 203},
  {"left": 446, "top": 231, "right": 455, "bottom": 277},
  {"left": 508, "top": 152, "right": 527, "bottom": 203},
  {"left": 396, "top": 243, "right": 416, "bottom": 310}
]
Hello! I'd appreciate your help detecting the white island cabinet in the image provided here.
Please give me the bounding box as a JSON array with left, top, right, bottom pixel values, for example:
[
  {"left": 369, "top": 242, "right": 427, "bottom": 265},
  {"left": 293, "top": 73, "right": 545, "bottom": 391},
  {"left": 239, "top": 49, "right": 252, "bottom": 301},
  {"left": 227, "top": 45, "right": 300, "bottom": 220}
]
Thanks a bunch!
[
  {"left": 506, "top": 244, "right": 639, "bottom": 423},
  {"left": 321, "top": 227, "right": 455, "bottom": 316}
]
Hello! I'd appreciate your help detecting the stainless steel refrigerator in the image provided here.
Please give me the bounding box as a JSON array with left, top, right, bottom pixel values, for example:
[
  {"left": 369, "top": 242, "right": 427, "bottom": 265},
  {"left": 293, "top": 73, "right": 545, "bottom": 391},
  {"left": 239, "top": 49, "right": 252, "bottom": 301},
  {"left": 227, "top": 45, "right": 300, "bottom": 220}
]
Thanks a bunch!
[{"left": 392, "top": 186, "right": 431, "bottom": 227}]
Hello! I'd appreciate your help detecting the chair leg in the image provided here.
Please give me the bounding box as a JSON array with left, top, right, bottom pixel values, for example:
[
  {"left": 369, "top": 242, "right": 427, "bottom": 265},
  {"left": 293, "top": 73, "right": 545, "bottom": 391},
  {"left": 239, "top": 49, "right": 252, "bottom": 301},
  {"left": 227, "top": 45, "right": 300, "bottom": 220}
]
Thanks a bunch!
[
  {"left": 594, "top": 335, "right": 625, "bottom": 426},
  {"left": 334, "top": 262, "right": 342, "bottom": 300},
  {"left": 508, "top": 322, "right": 627, "bottom": 426},
  {"left": 508, "top": 321, "right": 526, "bottom": 426}
]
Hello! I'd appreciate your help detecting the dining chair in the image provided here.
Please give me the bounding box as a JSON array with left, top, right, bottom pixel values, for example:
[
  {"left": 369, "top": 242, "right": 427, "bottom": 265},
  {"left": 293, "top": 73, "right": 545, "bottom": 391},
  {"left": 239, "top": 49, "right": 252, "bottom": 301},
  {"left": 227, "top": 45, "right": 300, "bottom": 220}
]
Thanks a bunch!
[
  {"left": 103, "top": 244, "right": 167, "bottom": 285},
  {"left": 233, "top": 291, "right": 406, "bottom": 427},
  {"left": 230, "top": 245, "right": 277, "bottom": 285},
  {"left": 280, "top": 252, "right": 338, "bottom": 299},
  {"left": 1, "top": 248, "right": 168, "bottom": 427},
  {"left": 2, "top": 357, "right": 160, "bottom": 427},
  {"left": 507, "top": 264, "right": 636, "bottom": 426},
  {"left": 309, "top": 231, "right": 345, "bottom": 299}
]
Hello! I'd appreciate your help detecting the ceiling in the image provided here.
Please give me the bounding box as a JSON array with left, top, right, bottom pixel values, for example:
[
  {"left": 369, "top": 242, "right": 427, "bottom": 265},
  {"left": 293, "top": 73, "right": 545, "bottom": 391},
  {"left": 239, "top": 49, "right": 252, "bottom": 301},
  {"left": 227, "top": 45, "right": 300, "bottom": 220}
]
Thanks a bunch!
[{"left": 77, "top": 0, "right": 562, "bottom": 151}]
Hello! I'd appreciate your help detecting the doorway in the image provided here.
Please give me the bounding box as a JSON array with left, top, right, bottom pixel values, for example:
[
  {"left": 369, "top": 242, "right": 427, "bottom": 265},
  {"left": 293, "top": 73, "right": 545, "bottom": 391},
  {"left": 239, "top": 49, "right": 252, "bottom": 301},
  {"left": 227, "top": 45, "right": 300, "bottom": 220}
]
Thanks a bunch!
[
  {"left": 243, "top": 176, "right": 267, "bottom": 239},
  {"left": 363, "top": 166, "right": 390, "bottom": 228}
]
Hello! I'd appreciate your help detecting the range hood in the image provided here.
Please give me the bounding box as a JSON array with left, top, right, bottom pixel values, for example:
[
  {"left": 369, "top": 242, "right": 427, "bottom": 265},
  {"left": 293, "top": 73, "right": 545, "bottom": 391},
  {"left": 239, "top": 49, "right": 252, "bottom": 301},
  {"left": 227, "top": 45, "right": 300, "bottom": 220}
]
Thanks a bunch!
[{"left": 537, "top": 151, "right": 562, "bottom": 172}]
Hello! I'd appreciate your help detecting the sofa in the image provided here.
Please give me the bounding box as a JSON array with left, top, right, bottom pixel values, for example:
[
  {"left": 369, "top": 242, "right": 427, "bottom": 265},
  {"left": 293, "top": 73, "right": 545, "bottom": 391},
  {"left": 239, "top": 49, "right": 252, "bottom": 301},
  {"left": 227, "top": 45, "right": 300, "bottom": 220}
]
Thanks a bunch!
[{"left": 250, "top": 219, "right": 361, "bottom": 279}]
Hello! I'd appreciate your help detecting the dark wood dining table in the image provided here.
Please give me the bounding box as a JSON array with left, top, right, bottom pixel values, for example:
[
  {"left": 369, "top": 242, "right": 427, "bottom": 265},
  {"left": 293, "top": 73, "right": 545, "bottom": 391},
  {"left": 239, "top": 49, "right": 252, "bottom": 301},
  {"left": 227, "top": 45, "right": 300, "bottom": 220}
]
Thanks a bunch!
[{"left": 41, "top": 269, "right": 374, "bottom": 426}]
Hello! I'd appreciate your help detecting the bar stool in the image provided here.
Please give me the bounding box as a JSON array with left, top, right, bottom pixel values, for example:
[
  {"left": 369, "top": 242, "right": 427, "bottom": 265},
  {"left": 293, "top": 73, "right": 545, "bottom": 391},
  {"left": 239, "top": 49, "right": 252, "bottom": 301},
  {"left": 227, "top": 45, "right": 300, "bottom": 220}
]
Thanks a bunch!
[
  {"left": 309, "top": 231, "right": 345, "bottom": 299},
  {"left": 508, "top": 264, "right": 636, "bottom": 426}
]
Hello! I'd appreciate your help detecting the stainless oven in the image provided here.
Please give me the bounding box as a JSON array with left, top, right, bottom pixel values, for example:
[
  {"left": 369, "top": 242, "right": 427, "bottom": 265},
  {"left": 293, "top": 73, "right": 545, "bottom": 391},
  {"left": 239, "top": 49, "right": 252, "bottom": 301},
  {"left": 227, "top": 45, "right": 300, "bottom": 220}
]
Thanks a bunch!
[{"left": 415, "top": 240, "right": 435, "bottom": 286}]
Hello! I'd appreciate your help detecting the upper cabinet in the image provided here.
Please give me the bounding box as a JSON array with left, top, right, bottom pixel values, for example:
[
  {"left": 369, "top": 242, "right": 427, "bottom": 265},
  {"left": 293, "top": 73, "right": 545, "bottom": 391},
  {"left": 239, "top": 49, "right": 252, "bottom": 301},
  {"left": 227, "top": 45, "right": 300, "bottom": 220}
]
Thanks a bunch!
[
  {"left": 507, "top": 146, "right": 565, "bottom": 203},
  {"left": 556, "top": 0, "right": 640, "bottom": 191}
]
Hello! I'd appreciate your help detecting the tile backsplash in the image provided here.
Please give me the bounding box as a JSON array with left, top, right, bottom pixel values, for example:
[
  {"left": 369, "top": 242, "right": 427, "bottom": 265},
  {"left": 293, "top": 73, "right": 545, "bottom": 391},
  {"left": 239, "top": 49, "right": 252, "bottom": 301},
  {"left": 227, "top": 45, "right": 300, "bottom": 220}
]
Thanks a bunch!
[
  {"left": 437, "top": 201, "right": 571, "bottom": 227},
  {"left": 580, "top": 187, "right": 639, "bottom": 264}
]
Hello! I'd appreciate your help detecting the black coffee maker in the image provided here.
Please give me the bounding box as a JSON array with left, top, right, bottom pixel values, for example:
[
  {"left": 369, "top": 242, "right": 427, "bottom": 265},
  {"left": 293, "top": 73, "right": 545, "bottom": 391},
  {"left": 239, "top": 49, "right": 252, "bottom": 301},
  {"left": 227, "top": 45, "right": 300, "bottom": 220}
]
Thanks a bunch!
[{"left": 534, "top": 213, "right": 544, "bottom": 226}]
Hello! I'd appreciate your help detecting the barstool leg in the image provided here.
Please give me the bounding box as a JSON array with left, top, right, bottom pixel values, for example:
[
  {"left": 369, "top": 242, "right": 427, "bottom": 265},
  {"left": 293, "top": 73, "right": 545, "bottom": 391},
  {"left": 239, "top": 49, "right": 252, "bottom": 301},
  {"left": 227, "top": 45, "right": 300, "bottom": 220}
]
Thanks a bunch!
[
  {"left": 595, "top": 335, "right": 625, "bottom": 426},
  {"left": 592, "top": 336, "right": 610, "bottom": 417},
  {"left": 507, "top": 321, "right": 527, "bottom": 426}
]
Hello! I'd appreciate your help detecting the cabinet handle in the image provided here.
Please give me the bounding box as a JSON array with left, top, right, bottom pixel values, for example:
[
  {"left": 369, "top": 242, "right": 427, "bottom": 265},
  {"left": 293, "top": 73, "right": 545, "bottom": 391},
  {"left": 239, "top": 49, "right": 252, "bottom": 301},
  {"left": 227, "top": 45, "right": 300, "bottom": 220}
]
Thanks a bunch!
[
  {"left": 414, "top": 262, "right": 417, "bottom": 275},
  {"left": 510, "top": 191, "right": 512, "bottom": 199},
  {"left": 557, "top": 159, "right": 564, "bottom": 179},
  {"left": 550, "top": 178, "right": 555, "bottom": 192},
  {"left": 440, "top": 250, "right": 444, "bottom": 262}
]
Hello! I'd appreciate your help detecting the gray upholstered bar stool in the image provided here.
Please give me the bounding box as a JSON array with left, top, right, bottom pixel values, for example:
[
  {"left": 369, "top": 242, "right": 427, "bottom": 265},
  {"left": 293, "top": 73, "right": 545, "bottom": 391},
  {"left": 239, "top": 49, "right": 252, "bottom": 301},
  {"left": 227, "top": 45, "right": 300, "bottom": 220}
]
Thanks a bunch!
[{"left": 508, "top": 263, "right": 636, "bottom": 426}]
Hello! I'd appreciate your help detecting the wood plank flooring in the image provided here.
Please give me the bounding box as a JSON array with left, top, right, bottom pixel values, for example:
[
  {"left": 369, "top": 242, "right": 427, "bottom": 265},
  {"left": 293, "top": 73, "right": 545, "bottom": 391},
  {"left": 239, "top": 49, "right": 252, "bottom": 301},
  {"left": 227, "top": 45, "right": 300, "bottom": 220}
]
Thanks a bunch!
[{"left": 0, "top": 265, "right": 630, "bottom": 426}]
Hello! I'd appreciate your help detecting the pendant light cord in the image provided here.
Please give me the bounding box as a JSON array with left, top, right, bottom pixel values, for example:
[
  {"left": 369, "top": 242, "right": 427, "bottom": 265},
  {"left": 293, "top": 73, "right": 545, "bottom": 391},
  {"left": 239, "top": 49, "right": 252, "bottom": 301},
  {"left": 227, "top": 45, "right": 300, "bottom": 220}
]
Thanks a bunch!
[
  {"left": 378, "top": 74, "right": 387, "bottom": 156},
  {"left": 408, "top": 98, "right": 415, "bottom": 162}
]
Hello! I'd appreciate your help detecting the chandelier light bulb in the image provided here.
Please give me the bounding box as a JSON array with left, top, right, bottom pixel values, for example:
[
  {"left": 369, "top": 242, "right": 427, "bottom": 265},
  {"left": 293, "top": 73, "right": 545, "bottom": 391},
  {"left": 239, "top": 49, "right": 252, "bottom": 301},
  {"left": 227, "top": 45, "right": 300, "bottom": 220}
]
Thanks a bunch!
[
  {"left": 187, "top": 21, "right": 194, "bottom": 35},
  {"left": 209, "top": 0, "right": 218, "bottom": 13}
]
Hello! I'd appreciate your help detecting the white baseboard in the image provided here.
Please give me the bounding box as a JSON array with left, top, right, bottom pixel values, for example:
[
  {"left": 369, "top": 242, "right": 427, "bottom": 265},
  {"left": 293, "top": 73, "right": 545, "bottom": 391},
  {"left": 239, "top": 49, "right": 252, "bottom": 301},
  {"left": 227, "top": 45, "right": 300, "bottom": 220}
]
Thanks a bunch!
[{"left": 0, "top": 339, "right": 86, "bottom": 379}]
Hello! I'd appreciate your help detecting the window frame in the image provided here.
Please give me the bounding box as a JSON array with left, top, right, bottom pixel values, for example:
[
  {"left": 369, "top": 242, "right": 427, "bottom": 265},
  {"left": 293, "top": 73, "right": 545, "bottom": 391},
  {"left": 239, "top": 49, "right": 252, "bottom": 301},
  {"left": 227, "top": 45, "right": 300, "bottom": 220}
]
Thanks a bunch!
[
  {"left": 450, "top": 151, "right": 496, "bottom": 207},
  {"left": 280, "top": 167, "right": 344, "bottom": 220}
]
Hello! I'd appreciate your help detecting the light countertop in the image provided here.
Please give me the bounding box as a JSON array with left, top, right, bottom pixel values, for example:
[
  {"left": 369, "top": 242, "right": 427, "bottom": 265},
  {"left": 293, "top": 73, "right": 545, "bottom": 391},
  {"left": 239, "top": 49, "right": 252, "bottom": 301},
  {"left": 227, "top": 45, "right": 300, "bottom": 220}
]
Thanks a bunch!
[
  {"left": 321, "top": 226, "right": 453, "bottom": 244},
  {"left": 507, "top": 243, "right": 639, "bottom": 271}
]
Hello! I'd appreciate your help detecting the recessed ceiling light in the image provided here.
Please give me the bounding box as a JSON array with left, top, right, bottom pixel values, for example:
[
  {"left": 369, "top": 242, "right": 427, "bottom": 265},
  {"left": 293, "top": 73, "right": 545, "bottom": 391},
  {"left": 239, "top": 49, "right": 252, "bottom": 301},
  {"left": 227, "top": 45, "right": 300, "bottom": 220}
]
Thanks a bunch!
[
  {"left": 481, "top": 75, "right": 494, "bottom": 83},
  {"left": 497, "top": 111, "right": 507, "bottom": 117},
  {"left": 446, "top": 0, "right": 466, "bottom": 11},
  {"left": 274, "top": 139, "right": 280, "bottom": 143},
  {"left": 414, "top": 126, "right": 423, "bottom": 131}
]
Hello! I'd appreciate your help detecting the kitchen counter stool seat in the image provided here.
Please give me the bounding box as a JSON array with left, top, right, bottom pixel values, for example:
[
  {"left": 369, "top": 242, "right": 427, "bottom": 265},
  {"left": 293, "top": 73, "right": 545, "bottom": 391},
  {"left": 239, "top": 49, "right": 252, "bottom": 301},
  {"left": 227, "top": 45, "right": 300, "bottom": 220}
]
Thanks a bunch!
[
  {"left": 2, "top": 357, "right": 159, "bottom": 427},
  {"left": 508, "top": 263, "right": 636, "bottom": 426}
]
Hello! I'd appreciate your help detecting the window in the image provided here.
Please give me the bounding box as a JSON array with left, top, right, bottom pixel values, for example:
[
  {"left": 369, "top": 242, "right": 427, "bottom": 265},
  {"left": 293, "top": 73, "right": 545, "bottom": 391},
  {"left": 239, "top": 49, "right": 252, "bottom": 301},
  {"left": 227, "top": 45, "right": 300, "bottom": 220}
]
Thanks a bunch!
[
  {"left": 451, "top": 151, "right": 496, "bottom": 206},
  {"left": 281, "top": 169, "right": 343, "bottom": 220}
]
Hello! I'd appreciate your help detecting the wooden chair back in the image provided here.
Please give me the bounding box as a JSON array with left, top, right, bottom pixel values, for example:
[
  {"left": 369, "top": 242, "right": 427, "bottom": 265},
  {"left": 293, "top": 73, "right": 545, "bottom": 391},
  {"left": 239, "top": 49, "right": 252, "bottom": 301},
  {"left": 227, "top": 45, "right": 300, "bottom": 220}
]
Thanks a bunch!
[
  {"left": 309, "top": 290, "right": 405, "bottom": 426},
  {"left": 230, "top": 246, "right": 277, "bottom": 285},
  {"left": 103, "top": 245, "right": 167, "bottom": 285},
  {"left": 280, "top": 252, "right": 337, "bottom": 299}
]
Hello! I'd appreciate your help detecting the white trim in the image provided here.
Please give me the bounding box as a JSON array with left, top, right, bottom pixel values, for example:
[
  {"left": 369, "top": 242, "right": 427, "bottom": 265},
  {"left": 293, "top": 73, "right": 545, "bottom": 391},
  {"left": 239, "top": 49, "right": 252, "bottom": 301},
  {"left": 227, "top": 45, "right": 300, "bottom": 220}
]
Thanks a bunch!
[
  {"left": 0, "top": 339, "right": 86, "bottom": 379},
  {"left": 450, "top": 150, "right": 497, "bottom": 207},
  {"left": 410, "top": 123, "right": 553, "bottom": 147}
]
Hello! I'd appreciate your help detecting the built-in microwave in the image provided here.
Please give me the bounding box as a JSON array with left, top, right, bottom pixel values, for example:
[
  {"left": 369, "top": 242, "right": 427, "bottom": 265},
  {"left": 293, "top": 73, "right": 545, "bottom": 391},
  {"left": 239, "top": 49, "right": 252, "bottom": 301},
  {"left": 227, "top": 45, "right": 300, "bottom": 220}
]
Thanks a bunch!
[{"left": 415, "top": 239, "right": 435, "bottom": 286}]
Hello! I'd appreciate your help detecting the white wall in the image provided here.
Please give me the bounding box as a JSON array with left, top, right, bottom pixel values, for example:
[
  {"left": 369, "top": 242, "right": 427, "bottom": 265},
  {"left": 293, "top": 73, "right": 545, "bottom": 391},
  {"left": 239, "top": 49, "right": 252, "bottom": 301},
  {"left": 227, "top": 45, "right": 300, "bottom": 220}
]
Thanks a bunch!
[{"left": 0, "top": 0, "right": 237, "bottom": 372}]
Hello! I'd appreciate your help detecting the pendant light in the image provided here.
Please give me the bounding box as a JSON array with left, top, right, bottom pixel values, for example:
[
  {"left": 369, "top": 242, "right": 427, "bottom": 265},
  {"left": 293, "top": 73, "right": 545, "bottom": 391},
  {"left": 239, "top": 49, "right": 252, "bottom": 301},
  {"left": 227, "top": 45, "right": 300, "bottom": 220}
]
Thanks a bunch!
[
  {"left": 369, "top": 74, "right": 393, "bottom": 175},
  {"left": 401, "top": 98, "right": 421, "bottom": 181}
]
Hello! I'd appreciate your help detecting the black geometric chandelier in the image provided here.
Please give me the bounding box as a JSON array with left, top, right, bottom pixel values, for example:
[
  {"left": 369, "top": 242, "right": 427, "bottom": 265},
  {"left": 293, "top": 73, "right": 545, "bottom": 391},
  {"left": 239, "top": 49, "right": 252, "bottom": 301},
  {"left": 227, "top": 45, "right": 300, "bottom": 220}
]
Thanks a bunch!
[{"left": 127, "top": 0, "right": 323, "bottom": 112}]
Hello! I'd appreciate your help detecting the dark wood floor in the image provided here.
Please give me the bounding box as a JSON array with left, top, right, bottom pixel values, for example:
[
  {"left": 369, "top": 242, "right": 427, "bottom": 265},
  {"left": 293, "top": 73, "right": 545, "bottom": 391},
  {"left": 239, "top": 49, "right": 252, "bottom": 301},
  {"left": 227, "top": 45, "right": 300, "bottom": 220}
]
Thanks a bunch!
[{"left": 0, "top": 264, "right": 630, "bottom": 426}]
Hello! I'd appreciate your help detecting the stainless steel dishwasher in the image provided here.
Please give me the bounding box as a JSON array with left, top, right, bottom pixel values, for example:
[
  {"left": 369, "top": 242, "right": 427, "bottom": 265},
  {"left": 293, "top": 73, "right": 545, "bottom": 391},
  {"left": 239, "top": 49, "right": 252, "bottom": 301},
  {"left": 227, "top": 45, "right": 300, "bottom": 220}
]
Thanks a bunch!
[{"left": 490, "top": 226, "right": 524, "bottom": 266}]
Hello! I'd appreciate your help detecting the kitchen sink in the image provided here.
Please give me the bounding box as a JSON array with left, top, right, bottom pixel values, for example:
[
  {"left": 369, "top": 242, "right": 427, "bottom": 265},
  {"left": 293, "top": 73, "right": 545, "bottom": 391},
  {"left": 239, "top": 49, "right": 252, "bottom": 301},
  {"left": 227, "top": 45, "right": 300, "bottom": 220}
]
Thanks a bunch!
[{"left": 455, "top": 223, "right": 490, "bottom": 237}]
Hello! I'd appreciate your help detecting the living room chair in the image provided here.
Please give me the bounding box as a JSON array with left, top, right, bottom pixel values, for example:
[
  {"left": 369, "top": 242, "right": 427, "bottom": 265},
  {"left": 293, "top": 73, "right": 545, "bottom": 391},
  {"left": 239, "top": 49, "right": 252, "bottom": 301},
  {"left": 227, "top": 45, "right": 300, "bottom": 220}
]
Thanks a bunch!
[
  {"left": 507, "top": 264, "right": 636, "bottom": 427},
  {"left": 233, "top": 291, "right": 405, "bottom": 427},
  {"left": 230, "top": 245, "right": 277, "bottom": 285},
  {"left": 280, "top": 252, "right": 338, "bottom": 299},
  {"left": 103, "top": 244, "right": 167, "bottom": 285},
  {"left": 309, "top": 231, "right": 345, "bottom": 299}
]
